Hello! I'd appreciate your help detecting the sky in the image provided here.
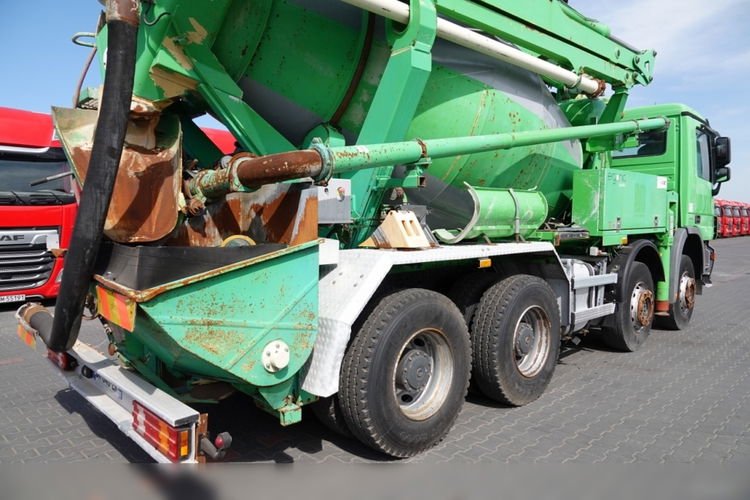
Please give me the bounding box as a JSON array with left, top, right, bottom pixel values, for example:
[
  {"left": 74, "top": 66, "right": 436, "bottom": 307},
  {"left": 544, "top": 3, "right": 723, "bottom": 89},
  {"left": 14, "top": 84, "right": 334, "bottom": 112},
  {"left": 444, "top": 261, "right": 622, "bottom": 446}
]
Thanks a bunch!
[{"left": 1, "top": 0, "right": 748, "bottom": 200}]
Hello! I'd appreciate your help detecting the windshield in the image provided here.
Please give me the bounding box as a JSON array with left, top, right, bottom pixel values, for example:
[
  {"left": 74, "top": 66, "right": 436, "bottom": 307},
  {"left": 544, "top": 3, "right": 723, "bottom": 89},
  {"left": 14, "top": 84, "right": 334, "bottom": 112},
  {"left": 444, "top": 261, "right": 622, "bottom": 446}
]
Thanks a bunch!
[
  {"left": 0, "top": 152, "right": 71, "bottom": 192},
  {"left": 723, "top": 207, "right": 732, "bottom": 216}
]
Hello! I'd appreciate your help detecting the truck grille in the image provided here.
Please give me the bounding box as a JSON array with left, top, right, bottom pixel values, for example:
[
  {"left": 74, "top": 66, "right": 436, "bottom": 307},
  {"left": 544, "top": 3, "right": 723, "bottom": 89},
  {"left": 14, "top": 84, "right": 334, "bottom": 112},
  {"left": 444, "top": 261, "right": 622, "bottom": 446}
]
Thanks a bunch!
[{"left": 0, "top": 233, "right": 57, "bottom": 292}]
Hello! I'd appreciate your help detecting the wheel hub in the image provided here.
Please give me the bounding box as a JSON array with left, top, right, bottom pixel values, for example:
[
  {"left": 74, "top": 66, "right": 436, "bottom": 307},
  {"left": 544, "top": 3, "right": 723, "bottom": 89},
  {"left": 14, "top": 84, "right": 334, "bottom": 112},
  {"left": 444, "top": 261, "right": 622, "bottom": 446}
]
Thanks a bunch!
[
  {"left": 630, "top": 284, "right": 654, "bottom": 327},
  {"left": 680, "top": 274, "right": 696, "bottom": 311},
  {"left": 515, "top": 323, "right": 535, "bottom": 356},
  {"left": 397, "top": 349, "right": 432, "bottom": 393}
]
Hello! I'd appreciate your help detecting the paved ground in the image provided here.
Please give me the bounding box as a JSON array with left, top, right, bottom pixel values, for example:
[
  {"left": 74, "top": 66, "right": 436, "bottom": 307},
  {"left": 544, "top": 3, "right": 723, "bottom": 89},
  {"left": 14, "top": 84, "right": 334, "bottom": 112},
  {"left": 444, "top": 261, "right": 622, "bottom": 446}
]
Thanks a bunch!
[{"left": 1, "top": 237, "right": 749, "bottom": 463}]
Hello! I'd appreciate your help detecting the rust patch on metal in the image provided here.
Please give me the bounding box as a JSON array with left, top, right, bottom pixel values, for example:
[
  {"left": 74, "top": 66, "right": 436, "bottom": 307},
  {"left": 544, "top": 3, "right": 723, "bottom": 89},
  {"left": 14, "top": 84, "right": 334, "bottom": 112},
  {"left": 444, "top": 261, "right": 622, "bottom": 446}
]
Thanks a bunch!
[
  {"left": 167, "top": 183, "right": 318, "bottom": 247},
  {"left": 105, "top": 0, "right": 140, "bottom": 26},
  {"left": 57, "top": 107, "right": 181, "bottom": 243},
  {"left": 71, "top": 143, "right": 181, "bottom": 243},
  {"left": 235, "top": 150, "right": 322, "bottom": 188},
  {"left": 184, "top": 328, "right": 245, "bottom": 358}
]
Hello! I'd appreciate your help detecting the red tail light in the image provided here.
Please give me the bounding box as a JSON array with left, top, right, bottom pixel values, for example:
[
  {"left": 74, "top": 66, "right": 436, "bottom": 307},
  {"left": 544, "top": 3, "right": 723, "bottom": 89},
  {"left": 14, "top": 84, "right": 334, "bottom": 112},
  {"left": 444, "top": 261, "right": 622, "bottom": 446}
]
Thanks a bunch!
[
  {"left": 132, "top": 401, "right": 191, "bottom": 462},
  {"left": 47, "top": 350, "right": 76, "bottom": 371}
]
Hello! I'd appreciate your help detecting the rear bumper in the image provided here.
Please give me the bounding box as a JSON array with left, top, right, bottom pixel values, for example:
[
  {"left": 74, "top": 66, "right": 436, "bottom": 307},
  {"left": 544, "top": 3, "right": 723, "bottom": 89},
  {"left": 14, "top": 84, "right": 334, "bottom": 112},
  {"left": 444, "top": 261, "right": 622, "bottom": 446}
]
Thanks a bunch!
[{"left": 16, "top": 318, "right": 201, "bottom": 463}]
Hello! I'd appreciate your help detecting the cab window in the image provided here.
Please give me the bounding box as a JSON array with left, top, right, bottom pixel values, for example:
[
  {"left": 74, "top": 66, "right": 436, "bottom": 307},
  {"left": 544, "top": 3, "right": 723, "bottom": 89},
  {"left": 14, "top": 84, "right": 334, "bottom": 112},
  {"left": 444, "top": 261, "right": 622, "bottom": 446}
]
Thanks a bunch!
[
  {"left": 696, "top": 129, "right": 712, "bottom": 181},
  {"left": 612, "top": 129, "right": 667, "bottom": 158}
]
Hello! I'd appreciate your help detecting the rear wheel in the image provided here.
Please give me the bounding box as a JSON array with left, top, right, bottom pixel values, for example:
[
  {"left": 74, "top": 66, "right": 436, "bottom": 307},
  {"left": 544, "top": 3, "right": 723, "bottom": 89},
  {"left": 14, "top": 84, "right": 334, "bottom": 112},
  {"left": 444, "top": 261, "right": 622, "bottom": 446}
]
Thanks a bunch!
[
  {"left": 602, "top": 261, "right": 654, "bottom": 351},
  {"left": 338, "top": 289, "right": 471, "bottom": 457},
  {"left": 656, "top": 255, "right": 696, "bottom": 330},
  {"left": 447, "top": 271, "right": 502, "bottom": 327},
  {"left": 309, "top": 395, "right": 351, "bottom": 437},
  {"left": 471, "top": 275, "right": 561, "bottom": 406}
]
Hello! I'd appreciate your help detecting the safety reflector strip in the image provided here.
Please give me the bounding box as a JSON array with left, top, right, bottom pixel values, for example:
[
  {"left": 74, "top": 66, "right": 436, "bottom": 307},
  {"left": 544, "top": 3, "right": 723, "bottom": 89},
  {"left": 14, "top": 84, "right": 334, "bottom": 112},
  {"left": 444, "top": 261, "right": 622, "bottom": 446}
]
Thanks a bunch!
[
  {"left": 17, "top": 324, "right": 36, "bottom": 349},
  {"left": 132, "top": 401, "right": 190, "bottom": 462},
  {"left": 96, "top": 286, "right": 136, "bottom": 331}
]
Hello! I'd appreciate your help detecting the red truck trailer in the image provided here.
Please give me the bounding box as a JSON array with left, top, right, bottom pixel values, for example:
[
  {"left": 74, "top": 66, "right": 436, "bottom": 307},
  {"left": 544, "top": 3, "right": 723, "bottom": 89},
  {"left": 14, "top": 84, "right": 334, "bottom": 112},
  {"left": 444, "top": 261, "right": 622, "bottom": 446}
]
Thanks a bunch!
[{"left": 1, "top": 107, "right": 236, "bottom": 304}]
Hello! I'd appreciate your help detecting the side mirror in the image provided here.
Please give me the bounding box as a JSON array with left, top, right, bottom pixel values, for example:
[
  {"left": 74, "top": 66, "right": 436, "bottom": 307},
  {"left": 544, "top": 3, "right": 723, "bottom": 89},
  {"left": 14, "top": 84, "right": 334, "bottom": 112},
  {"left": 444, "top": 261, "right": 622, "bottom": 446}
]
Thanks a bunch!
[
  {"left": 714, "top": 166, "right": 731, "bottom": 183},
  {"left": 712, "top": 167, "right": 731, "bottom": 196},
  {"left": 715, "top": 136, "right": 731, "bottom": 168}
]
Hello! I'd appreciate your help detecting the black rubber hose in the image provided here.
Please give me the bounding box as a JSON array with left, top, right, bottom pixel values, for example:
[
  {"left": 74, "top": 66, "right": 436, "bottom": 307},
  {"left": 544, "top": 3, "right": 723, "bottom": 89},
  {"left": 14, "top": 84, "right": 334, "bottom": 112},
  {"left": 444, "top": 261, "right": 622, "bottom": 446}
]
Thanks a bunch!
[{"left": 43, "top": 17, "right": 138, "bottom": 352}]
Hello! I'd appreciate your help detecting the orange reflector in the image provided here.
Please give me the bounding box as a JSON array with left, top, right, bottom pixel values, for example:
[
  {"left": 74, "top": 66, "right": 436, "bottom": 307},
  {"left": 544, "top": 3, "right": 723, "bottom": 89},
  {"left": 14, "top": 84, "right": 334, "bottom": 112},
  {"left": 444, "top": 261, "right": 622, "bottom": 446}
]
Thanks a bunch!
[
  {"left": 621, "top": 236, "right": 628, "bottom": 245},
  {"left": 96, "top": 286, "right": 136, "bottom": 331},
  {"left": 478, "top": 258, "right": 492, "bottom": 269},
  {"left": 132, "top": 401, "right": 190, "bottom": 462},
  {"left": 17, "top": 324, "right": 36, "bottom": 349}
]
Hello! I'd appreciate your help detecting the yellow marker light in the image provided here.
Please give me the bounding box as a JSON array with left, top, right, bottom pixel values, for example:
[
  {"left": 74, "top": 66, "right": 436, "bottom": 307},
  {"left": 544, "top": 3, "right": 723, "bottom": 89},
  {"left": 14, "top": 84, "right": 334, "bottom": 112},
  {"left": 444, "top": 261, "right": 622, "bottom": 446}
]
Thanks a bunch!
[
  {"left": 478, "top": 258, "right": 492, "bottom": 268},
  {"left": 180, "top": 430, "right": 190, "bottom": 458}
]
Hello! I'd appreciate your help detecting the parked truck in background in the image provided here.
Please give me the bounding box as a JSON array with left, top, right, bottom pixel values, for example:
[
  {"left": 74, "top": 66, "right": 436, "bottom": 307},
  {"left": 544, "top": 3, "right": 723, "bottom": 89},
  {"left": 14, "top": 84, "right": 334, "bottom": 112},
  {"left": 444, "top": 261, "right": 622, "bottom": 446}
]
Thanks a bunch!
[
  {"left": 0, "top": 107, "right": 77, "bottom": 304},
  {"left": 17, "top": 0, "right": 732, "bottom": 462}
]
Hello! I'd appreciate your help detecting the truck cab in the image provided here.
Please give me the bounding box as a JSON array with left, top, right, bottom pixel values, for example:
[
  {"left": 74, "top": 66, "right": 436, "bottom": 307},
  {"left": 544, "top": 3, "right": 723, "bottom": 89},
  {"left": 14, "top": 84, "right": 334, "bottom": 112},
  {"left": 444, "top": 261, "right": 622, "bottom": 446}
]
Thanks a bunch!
[
  {"left": 0, "top": 108, "right": 78, "bottom": 304},
  {"left": 611, "top": 104, "right": 730, "bottom": 244}
]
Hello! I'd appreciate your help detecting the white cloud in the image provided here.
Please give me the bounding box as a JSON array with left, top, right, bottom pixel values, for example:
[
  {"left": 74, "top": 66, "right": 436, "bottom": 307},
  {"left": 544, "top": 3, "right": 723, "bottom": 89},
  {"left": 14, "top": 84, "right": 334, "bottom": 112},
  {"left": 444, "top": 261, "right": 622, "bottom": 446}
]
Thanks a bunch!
[{"left": 572, "top": 0, "right": 749, "bottom": 74}]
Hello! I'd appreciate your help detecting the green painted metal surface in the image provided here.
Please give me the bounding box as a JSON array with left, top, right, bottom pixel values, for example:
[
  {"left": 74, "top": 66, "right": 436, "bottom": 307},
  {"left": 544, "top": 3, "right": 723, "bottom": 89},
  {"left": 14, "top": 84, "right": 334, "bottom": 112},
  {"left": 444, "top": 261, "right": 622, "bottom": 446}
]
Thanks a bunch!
[
  {"left": 434, "top": 186, "right": 548, "bottom": 242},
  {"left": 572, "top": 168, "right": 669, "bottom": 246},
  {"left": 114, "top": 242, "right": 319, "bottom": 390}
]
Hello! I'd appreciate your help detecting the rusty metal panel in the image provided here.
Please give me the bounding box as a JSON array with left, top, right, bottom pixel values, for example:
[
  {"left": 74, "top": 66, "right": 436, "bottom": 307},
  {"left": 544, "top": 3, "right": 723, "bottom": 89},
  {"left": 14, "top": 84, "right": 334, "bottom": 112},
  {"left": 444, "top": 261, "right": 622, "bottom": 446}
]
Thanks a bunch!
[
  {"left": 53, "top": 107, "right": 182, "bottom": 243},
  {"left": 167, "top": 182, "right": 318, "bottom": 247}
]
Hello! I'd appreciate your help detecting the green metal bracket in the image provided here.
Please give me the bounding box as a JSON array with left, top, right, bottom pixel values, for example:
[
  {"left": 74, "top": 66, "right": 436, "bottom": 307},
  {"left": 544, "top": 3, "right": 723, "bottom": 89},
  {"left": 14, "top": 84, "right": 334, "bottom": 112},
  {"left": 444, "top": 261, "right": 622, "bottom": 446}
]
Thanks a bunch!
[
  {"left": 122, "top": 2, "right": 294, "bottom": 156},
  {"left": 383, "top": 165, "right": 426, "bottom": 189},
  {"left": 251, "top": 378, "right": 318, "bottom": 426},
  {"left": 586, "top": 88, "right": 629, "bottom": 153},
  {"left": 342, "top": 0, "right": 437, "bottom": 246}
]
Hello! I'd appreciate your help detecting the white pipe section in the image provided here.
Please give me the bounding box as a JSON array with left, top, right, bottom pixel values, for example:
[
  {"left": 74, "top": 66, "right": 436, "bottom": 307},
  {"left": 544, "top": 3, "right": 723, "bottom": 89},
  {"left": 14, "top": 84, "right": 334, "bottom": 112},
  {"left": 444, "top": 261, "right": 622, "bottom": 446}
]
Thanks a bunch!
[{"left": 341, "top": 0, "right": 602, "bottom": 95}]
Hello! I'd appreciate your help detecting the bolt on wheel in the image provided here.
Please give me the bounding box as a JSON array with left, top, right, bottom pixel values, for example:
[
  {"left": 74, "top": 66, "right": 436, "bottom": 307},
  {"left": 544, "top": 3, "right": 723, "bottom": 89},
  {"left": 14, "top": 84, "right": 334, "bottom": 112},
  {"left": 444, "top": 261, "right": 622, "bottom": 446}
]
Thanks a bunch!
[
  {"left": 394, "top": 328, "right": 454, "bottom": 421},
  {"left": 513, "top": 306, "right": 552, "bottom": 378}
]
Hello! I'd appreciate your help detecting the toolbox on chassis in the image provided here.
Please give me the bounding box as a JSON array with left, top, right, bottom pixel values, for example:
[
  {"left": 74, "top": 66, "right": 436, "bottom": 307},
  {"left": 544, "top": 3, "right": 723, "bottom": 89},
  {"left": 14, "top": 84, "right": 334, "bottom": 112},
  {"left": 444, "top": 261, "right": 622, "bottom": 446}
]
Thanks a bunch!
[{"left": 18, "top": 0, "right": 730, "bottom": 462}]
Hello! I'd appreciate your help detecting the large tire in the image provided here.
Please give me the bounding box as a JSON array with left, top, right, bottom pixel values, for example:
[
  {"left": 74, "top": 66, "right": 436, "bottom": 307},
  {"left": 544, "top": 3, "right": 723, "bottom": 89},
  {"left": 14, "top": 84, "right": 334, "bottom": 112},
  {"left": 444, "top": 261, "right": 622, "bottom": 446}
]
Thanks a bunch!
[
  {"left": 338, "top": 289, "right": 471, "bottom": 458},
  {"left": 447, "top": 271, "right": 501, "bottom": 395},
  {"left": 309, "top": 395, "right": 351, "bottom": 437},
  {"left": 655, "top": 255, "right": 696, "bottom": 331},
  {"left": 602, "top": 261, "right": 654, "bottom": 351},
  {"left": 472, "top": 275, "right": 561, "bottom": 406},
  {"left": 447, "top": 271, "right": 502, "bottom": 327}
]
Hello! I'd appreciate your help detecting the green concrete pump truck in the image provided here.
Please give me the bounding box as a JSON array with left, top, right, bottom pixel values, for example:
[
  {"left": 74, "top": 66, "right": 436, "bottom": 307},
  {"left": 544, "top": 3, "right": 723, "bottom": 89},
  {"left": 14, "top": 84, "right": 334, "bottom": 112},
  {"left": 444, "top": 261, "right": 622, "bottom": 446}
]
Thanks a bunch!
[{"left": 17, "top": 0, "right": 732, "bottom": 462}]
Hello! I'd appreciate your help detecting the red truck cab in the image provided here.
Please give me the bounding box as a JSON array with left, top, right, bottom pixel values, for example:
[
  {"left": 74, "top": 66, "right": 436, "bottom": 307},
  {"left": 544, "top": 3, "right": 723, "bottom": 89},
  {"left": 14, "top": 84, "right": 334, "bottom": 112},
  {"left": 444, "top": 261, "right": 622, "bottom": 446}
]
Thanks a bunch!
[
  {"left": 714, "top": 202, "right": 722, "bottom": 238},
  {"left": 741, "top": 203, "right": 750, "bottom": 236},
  {"left": 730, "top": 202, "right": 742, "bottom": 236},
  {"left": 0, "top": 108, "right": 78, "bottom": 304},
  {"left": 716, "top": 199, "right": 731, "bottom": 238}
]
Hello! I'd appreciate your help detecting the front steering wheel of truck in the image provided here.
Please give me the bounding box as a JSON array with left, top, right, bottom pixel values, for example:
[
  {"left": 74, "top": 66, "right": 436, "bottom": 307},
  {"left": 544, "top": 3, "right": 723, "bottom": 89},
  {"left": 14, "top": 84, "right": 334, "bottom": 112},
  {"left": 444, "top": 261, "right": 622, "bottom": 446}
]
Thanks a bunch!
[
  {"left": 602, "top": 261, "right": 655, "bottom": 351},
  {"left": 655, "top": 255, "right": 696, "bottom": 330},
  {"left": 338, "top": 288, "right": 471, "bottom": 458}
]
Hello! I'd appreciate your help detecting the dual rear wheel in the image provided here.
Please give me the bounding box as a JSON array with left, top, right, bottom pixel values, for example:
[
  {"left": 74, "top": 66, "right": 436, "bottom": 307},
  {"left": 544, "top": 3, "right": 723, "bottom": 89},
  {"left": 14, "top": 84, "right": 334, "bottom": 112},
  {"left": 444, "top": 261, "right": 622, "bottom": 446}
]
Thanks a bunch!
[
  {"left": 316, "top": 277, "right": 561, "bottom": 457},
  {"left": 314, "top": 257, "right": 693, "bottom": 456}
]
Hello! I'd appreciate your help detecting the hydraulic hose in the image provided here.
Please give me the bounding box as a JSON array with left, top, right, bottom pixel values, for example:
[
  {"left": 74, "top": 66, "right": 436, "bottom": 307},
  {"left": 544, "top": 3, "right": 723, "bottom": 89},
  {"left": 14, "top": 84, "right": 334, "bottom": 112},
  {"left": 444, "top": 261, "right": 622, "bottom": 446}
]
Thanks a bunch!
[{"left": 38, "top": 0, "right": 140, "bottom": 352}]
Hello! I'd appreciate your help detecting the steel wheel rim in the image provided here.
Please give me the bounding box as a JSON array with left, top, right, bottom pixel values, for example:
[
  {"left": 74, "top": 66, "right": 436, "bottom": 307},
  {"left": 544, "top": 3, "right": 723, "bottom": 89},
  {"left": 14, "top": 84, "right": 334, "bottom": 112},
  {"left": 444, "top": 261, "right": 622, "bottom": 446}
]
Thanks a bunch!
[
  {"left": 678, "top": 271, "right": 696, "bottom": 315},
  {"left": 629, "top": 281, "right": 654, "bottom": 331},
  {"left": 393, "top": 328, "right": 454, "bottom": 421},
  {"left": 512, "top": 305, "right": 551, "bottom": 378}
]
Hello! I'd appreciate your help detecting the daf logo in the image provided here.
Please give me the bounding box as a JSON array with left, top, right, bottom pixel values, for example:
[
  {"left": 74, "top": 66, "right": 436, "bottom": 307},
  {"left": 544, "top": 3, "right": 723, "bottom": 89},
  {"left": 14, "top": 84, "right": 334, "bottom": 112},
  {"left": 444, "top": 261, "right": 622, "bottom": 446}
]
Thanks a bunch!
[{"left": 0, "top": 235, "right": 23, "bottom": 242}]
